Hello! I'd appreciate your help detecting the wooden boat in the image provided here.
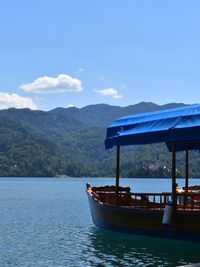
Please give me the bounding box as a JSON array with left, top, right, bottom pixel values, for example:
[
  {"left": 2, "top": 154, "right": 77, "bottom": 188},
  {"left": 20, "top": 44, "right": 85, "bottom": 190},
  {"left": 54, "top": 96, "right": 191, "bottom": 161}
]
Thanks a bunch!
[{"left": 86, "top": 104, "right": 200, "bottom": 241}]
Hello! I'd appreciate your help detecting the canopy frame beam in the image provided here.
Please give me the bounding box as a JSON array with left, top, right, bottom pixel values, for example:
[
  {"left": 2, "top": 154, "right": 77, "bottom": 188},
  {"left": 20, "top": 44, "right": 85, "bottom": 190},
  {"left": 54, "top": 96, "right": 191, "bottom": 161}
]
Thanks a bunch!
[
  {"left": 115, "top": 145, "right": 120, "bottom": 206},
  {"left": 172, "top": 142, "right": 177, "bottom": 209},
  {"left": 185, "top": 145, "right": 189, "bottom": 192}
]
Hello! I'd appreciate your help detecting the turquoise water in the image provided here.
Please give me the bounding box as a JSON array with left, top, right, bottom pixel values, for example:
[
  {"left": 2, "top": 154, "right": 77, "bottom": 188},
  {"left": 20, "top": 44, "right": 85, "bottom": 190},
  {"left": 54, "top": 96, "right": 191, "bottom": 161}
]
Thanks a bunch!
[{"left": 0, "top": 177, "right": 200, "bottom": 267}]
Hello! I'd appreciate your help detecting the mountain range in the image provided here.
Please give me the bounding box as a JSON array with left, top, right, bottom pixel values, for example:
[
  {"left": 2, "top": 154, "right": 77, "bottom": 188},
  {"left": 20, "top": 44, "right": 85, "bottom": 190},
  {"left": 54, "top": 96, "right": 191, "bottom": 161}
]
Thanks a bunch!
[{"left": 1, "top": 101, "right": 199, "bottom": 178}]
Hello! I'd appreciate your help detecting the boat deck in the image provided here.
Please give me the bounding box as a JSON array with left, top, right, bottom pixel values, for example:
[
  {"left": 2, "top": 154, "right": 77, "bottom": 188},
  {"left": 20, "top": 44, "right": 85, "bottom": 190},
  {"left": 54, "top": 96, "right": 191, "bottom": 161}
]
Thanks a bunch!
[{"left": 89, "top": 185, "right": 200, "bottom": 212}]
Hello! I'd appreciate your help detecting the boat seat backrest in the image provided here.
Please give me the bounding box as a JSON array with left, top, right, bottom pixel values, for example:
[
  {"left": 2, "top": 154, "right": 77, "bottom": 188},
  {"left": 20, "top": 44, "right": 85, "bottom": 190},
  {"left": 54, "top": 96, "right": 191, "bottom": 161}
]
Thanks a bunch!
[{"left": 92, "top": 185, "right": 130, "bottom": 193}]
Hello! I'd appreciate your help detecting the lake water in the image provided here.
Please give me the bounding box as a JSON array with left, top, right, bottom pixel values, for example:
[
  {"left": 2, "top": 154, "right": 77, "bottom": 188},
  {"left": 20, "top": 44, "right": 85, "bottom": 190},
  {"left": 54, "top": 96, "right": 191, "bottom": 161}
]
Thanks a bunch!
[{"left": 0, "top": 177, "right": 200, "bottom": 267}]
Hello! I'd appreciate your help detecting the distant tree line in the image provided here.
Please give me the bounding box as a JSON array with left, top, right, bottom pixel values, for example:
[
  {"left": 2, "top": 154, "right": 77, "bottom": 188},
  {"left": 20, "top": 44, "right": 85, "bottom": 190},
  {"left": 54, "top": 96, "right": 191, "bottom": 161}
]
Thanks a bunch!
[{"left": 0, "top": 103, "right": 200, "bottom": 178}]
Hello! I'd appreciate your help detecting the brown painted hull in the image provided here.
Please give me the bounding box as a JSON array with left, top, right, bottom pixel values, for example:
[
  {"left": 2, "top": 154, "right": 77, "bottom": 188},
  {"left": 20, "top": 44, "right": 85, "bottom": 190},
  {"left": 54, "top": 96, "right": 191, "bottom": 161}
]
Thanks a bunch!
[{"left": 87, "top": 191, "right": 200, "bottom": 241}]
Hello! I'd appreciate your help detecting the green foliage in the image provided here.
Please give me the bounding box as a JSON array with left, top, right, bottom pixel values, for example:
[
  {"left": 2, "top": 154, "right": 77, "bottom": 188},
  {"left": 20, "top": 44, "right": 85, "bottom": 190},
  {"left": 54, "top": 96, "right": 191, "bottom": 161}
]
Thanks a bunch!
[{"left": 0, "top": 102, "right": 200, "bottom": 178}]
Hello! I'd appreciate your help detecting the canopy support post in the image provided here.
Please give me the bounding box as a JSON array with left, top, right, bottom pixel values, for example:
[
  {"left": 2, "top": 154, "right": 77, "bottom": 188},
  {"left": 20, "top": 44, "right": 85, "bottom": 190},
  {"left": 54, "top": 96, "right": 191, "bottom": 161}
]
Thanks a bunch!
[
  {"left": 115, "top": 145, "right": 120, "bottom": 206},
  {"left": 172, "top": 142, "right": 177, "bottom": 209},
  {"left": 185, "top": 145, "right": 189, "bottom": 193}
]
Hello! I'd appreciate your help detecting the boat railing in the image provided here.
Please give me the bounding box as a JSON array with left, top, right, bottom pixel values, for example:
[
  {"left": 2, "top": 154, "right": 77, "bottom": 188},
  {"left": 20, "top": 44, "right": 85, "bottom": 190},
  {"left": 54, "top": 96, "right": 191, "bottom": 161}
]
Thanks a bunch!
[
  {"left": 129, "top": 192, "right": 200, "bottom": 211},
  {"left": 91, "top": 187, "right": 200, "bottom": 211},
  {"left": 175, "top": 192, "right": 200, "bottom": 211}
]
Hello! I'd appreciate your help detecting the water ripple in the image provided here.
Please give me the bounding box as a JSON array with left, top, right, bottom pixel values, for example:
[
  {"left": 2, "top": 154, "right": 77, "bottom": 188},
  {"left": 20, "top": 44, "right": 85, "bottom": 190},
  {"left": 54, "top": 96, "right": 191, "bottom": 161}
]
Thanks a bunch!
[{"left": 0, "top": 177, "right": 200, "bottom": 266}]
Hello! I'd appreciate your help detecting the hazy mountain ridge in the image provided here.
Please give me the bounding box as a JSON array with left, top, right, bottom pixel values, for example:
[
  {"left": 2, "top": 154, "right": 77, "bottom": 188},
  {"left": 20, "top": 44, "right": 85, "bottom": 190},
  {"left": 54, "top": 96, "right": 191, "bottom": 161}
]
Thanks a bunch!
[{"left": 50, "top": 102, "right": 186, "bottom": 127}]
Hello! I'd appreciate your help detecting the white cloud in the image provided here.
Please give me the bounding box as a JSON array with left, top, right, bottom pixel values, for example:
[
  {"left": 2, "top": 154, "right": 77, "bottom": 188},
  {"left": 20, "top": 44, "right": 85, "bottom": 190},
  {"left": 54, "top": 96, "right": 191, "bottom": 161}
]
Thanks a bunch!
[
  {"left": 20, "top": 74, "right": 83, "bottom": 93},
  {"left": 95, "top": 88, "right": 123, "bottom": 99},
  {"left": 0, "top": 92, "right": 37, "bottom": 110},
  {"left": 67, "top": 104, "right": 76, "bottom": 108}
]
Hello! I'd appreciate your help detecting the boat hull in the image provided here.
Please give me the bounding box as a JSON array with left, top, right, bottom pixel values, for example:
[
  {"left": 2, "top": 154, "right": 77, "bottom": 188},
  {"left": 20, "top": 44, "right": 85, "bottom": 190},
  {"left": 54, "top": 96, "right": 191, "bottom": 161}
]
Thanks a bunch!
[{"left": 87, "top": 191, "right": 200, "bottom": 241}]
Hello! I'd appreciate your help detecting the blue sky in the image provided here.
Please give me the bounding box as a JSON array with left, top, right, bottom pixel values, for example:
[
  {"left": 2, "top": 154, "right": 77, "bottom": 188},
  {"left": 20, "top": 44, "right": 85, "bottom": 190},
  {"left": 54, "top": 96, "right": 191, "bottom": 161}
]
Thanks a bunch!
[{"left": 0, "top": 0, "right": 200, "bottom": 110}]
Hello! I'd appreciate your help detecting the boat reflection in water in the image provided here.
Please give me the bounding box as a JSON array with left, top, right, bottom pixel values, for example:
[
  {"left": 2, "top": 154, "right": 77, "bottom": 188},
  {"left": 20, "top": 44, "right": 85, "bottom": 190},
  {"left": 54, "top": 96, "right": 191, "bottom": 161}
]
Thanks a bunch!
[
  {"left": 88, "top": 228, "right": 200, "bottom": 266},
  {"left": 86, "top": 105, "right": 200, "bottom": 241}
]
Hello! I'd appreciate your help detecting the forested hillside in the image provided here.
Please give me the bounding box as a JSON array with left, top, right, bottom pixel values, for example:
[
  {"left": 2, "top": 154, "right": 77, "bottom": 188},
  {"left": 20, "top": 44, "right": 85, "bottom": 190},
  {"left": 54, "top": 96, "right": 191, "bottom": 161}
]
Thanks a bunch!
[{"left": 1, "top": 102, "right": 200, "bottom": 178}]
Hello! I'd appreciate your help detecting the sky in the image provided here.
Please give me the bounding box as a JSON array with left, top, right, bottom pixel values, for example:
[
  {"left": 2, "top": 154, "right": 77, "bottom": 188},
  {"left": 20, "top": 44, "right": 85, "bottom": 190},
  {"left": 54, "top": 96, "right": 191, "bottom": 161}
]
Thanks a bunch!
[{"left": 0, "top": 0, "right": 200, "bottom": 111}]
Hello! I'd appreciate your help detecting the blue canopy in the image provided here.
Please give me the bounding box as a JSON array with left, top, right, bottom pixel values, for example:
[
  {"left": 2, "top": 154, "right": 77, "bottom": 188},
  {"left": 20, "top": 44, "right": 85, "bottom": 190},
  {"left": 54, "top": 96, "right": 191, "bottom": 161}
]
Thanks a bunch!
[{"left": 105, "top": 104, "right": 200, "bottom": 151}]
